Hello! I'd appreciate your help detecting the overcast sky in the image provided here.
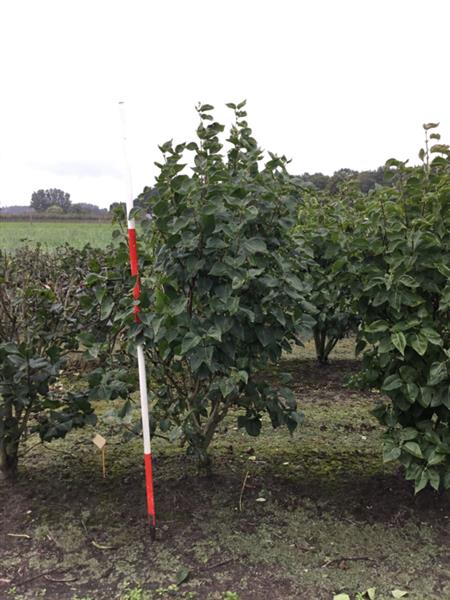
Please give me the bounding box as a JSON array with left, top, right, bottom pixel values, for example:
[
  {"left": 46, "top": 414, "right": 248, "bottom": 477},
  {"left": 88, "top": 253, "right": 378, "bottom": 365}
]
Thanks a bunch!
[{"left": 1, "top": 0, "right": 449, "bottom": 209}]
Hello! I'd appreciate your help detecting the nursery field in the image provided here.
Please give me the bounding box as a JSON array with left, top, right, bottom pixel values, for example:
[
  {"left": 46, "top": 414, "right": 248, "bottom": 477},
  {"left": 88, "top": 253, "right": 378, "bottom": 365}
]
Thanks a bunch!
[
  {"left": 1, "top": 340, "right": 449, "bottom": 600},
  {"left": 2, "top": 112, "right": 450, "bottom": 600},
  {"left": 0, "top": 221, "right": 113, "bottom": 251}
]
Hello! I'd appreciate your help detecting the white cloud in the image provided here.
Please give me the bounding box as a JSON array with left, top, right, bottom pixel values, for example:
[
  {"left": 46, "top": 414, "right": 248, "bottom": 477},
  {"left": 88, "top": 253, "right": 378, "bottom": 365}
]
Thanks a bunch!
[{"left": 0, "top": 0, "right": 449, "bottom": 208}]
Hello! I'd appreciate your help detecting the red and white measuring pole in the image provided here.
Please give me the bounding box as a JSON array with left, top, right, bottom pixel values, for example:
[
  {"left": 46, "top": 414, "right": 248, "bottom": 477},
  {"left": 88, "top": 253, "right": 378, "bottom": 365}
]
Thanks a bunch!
[{"left": 118, "top": 101, "right": 156, "bottom": 539}]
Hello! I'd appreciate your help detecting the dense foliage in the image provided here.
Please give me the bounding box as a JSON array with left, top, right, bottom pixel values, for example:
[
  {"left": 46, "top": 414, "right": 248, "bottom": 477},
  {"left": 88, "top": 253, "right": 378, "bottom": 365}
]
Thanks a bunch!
[
  {"left": 0, "top": 244, "right": 131, "bottom": 479},
  {"left": 0, "top": 247, "right": 91, "bottom": 477},
  {"left": 354, "top": 124, "right": 450, "bottom": 492},
  {"left": 125, "top": 102, "right": 314, "bottom": 468},
  {"left": 295, "top": 187, "right": 360, "bottom": 363},
  {"left": 4, "top": 109, "right": 449, "bottom": 497}
]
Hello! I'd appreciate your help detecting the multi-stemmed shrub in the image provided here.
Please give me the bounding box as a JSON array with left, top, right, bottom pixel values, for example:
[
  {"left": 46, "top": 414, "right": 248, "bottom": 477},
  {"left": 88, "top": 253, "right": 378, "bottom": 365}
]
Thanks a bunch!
[
  {"left": 353, "top": 123, "right": 450, "bottom": 492},
  {"left": 0, "top": 245, "right": 97, "bottom": 479},
  {"left": 120, "top": 102, "right": 314, "bottom": 469},
  {"left": 295, "top": 185, "right": 361, "bottom": 363}
]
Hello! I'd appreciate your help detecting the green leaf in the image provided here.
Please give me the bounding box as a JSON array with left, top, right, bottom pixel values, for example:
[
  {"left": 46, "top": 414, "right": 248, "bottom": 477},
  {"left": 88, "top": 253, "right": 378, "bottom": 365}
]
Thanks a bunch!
[
  {"left": 171, "top": 175, "right": 191, "bottom": 194},
  {"left": 209, "top": 262, "right": 230, "bottom": 277},
  {"left": 169, "top": 296, "right": 188, "bottom": 316},
  {"left": 207, "top": 326, "right": 222, "bottom": 342},
  {"left": 189, "top": 346, "right": 214, "bottom": 371},
  {"left": 421, "top": 327, "right": 442, "bottom": 346},
  {"left": 255, "top": 327, "right": 275, "bottom": 347},
  {"left": 219, "top": 378, "right": 235, "bottom": 398},
  {"left": 399, "top": 427, "right": 418, "bottom": 442},
  {"left": 366, "top": 589, "right": 376, "bottom": 600},
  {"left": 428, "top": 451, "right": 445, "bottom": 466},
  {"left": 383, "top": 446, "right": 401, "bottom": 462},
  {"left": 428, "top": 362, "right": 447, "bottom": 386},
  {"left": 243, "top": 238, "right": 268, "bottom": 254},
  {"left": 333, "top": 595, "right": 351, "bottom": 600},
  {"left": 175, "top": 567, "right": 190, "bottom": 585},
  {"left": 181, "top": 333, "right": 201, "bottom": 354},
  {"left": 410, "top": 332, "right": 428, "bottom": 356},
  {"left": 365, "top": 320, "right": 389, "bottom": 333},
  {"left": 430, "top": 143, "right": 450, "bottom": 155},
  {"left": 100, "top": 296, "right": 114, "bottom": 321},
  {"left": 159, "top": 139, "right": 173, "bottom": 153},
  {"left": 418, "top": 386, "right": 432, "bottom": 407},
  {"left": 423, "top": 122, "right": 439, "bottom": 130},
  {"left": 391, "top": 590, "right": 408, "bottom": 598},
  {"left": 403, "top": 441, "right": 423, "bottom": 459},
  {"left": 391, "top": 331, "right": 406, "bottom": 355},
  {"left": 405, "top": 382, "right": 419, "bottom": 402},
  {"left": 415, "top": 470, "right": 428, "bottom": 494},
  {"left": 238, "top": 415, "right": 262, "bottom": 437},
  {"left": 428, "top": 468, "right": 440, "bottom": 491},
  {"left": 236, "top": 370, "right": 249, "bottom": 384},
  {"left": 399, "top": 366, "right": 416, "bottom": 383},
  {"left": 382, "top": 375, "right": 403, "bottom": 392}
]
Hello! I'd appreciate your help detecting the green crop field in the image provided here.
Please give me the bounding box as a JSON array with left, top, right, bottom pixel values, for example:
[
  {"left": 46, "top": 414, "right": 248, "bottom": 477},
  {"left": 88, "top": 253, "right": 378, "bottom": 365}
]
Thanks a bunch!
[{"left": 0, "top": 220, "right": 114, "bottom": 250}]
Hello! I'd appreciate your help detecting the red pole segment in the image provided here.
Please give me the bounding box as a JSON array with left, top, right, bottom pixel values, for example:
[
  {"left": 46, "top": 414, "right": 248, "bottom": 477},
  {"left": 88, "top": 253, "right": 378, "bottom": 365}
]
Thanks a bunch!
[{"left": 119, "top": 101, "right": 156, "bottom": 539}]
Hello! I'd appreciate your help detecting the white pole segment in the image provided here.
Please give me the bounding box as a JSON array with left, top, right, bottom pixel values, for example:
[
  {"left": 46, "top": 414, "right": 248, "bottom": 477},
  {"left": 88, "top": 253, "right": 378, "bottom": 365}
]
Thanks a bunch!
[
  {"left": 118, "top": 100, "right": 156, "bottom": 535},
  {"left": 118, "top": 101, "right": 136, "bottom": 230},
  {"left": 137, "top": 343, "right": 152, "bottom": 455}
]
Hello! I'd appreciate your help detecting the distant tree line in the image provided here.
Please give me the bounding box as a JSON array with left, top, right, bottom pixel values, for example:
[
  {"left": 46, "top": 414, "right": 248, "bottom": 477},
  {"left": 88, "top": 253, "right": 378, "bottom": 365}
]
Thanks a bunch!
[
  {"left": 0, "top": 189, "right": 111, "bottom": 220},
  {"left": 28, "top": 189, "right": 107, "bottom": 215},
  {"left": 294, "top": 167, "right": 385, "bottom": 194},
  {"left": 2, "top": 169, "right": 384, "bottom": 221},
  {"left": 31, "top": 189, "right": 72, "bottom": 212}
]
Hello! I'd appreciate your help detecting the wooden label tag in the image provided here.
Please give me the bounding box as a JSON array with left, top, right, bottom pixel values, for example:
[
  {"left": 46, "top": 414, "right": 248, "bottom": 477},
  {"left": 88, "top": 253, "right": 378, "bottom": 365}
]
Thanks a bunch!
[{"left": 92, "top": 433, "right": 106, "bottom": 450}]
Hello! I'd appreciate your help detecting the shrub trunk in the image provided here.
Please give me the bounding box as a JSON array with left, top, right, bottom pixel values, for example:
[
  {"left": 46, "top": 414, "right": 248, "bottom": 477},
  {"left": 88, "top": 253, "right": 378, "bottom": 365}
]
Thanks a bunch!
[{"left": 0, "top": 440, "right": 19, "bottom": 481}]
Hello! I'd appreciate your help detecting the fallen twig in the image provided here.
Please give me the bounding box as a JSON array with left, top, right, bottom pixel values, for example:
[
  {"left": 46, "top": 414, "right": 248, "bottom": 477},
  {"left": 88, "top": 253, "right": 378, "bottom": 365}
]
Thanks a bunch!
[
  {"left": 321, "top": 556, "right": 379, "bottom": 568},
  {"left": 91, "top": 540, "right": 116, "bottom": 550},
  {"left": 14, "top": 567, "right": 72, "bottom": 587},
  {"left": 42, "top": 443, "right": 77, "bottom": 459},
  {"left": 203, "top": 558, "right": 234, "bottom": 571},
  {"left": 239, "top": 470, "right": 250, "bottom": 512},
  {"left": 44, "top": 574, "right": 77, "bottom": 584},
  {"left": 19, "top": 441, "right": 42, "bottom": 458},
  {"left": 7, "top": 533, "right": 31, "bottom": 540}
]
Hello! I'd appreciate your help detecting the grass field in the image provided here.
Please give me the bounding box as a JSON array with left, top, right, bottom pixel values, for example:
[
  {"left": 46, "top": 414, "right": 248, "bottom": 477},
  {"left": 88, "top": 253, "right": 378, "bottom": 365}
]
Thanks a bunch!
[
  {"left": 1, "top": 340, "right": 449, "bottom": 600},
  {"left": 0, "top": 221, "right": 114, "bottom": 250}
]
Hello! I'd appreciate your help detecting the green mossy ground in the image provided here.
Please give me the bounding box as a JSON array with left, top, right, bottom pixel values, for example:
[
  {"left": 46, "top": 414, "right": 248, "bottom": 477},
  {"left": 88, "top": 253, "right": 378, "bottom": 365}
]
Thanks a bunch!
[{"left": 1, "top": 340, "right": 449, "bottom": 600}]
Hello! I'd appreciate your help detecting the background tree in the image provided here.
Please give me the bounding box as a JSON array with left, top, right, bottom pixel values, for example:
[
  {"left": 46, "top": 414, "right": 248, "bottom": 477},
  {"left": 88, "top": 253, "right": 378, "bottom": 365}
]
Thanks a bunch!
[
  {"left": 294, "top": 167, "right": 386, "bottom": 195},
  {"left": 71, "top": 202, "right": 107, "bottom": 215},
  {"left": 30, "top": 189, "right": 71, "bottom": 212},
  {"left": 30, "top": 189, "right": 50, "bottom": 212},
  {"left": 327, "top": 168, "right": 359, "bottom": 195},
  {"left": 109, "top": 201, "right": 127, "bottom": 213},
  {"left": 294, "top": 172, "right": 330, "bottom": 191},
  {"left": 357, "top": 167, "right": 385, "bottom": 193}
]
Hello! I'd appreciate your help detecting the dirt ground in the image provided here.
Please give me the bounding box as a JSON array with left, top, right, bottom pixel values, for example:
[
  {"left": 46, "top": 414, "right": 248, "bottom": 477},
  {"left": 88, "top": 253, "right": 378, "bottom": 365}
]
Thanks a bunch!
[{"left": 1, "top": 340, "right": 449, "bottom": 600}]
